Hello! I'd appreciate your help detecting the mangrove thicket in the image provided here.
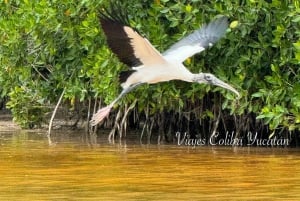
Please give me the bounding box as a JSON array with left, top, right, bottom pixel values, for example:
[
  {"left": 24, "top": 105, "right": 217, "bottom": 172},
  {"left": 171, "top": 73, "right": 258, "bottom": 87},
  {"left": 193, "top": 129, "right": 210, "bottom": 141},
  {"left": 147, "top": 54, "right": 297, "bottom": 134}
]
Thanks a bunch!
[{"left": 0, "top": 0, "right": 300, "bottom": 144}]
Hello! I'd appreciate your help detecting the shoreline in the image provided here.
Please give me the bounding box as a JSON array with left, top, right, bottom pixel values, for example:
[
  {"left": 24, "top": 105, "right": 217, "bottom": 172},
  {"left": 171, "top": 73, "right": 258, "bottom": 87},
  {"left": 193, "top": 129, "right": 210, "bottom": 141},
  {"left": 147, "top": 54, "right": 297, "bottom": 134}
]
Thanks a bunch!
[{"left": 0, "top": 113, "right": 21, "bottom": 132}]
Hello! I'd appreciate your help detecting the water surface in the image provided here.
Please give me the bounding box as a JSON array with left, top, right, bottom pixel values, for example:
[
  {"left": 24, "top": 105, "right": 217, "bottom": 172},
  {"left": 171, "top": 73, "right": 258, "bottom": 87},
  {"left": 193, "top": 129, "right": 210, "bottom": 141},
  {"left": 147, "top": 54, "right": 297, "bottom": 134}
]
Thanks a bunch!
[{"left": 0, "top": 131, "right": 300, "bottom": 200}]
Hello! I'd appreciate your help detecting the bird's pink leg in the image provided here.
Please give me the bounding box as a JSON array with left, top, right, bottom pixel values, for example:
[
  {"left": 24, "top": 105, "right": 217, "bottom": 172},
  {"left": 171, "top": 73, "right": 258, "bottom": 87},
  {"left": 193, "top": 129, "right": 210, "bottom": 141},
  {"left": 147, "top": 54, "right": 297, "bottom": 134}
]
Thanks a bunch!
[
  {"left": 90, "top": 92, "right": 123, "bottom": 126},
  {"left": 90, "top": 103, "right": 113, "bottom": 126},
  {"left": 90, "top": 83, "right": 142, "bottom": 126}
]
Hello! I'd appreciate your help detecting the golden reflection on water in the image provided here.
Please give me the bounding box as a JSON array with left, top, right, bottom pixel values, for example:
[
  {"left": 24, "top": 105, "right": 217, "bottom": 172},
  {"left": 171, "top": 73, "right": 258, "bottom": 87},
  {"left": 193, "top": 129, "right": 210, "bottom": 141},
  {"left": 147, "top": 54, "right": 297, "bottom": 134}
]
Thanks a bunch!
[{"left": 0, "top": 131, "right": 300, "bottom": 200}]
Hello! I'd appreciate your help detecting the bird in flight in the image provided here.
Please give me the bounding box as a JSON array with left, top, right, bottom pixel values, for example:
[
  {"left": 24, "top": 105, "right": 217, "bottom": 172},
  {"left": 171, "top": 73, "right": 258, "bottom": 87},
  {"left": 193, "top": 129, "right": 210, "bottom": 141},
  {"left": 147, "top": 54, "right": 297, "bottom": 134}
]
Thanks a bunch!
[{"left": 90, "top": 4, "right": 239, "bottom": 126}]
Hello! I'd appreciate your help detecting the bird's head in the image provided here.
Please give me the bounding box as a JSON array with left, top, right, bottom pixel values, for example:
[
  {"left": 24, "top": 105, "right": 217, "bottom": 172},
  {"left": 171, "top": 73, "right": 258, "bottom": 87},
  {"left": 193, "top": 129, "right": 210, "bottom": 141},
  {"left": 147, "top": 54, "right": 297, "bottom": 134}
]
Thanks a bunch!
[{"left": 193, "top": 73, "right": 240, "bottom": 98}]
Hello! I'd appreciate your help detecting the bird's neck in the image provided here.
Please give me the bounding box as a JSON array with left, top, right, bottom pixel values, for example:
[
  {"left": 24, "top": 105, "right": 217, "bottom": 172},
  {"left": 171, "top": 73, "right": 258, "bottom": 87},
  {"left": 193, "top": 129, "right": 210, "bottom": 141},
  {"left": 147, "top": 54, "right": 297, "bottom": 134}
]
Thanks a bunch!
[
  {"left": 172, "top": 64, "right": 195, "bottom": 82},
  {"left": 191, "top": 73, "right": 205, "bottom": 83}
]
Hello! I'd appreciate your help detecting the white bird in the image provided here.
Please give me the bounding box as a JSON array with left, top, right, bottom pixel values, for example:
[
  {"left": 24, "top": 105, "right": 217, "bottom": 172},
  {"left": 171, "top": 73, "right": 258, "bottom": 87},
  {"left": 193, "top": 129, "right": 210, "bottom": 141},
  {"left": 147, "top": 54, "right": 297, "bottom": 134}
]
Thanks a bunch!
[{"left": 90, "top": 4, "right": 240, "bottom": 126}]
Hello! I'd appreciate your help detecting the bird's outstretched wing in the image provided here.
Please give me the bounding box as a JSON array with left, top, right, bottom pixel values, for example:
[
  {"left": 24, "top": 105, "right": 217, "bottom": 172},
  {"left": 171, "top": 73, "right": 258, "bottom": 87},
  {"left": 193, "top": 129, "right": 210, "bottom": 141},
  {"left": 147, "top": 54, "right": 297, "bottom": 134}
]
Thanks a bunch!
[
  {"left": 163, "top": 16, "right": 228, "bottom": 64},
  {"left": 99, "top": 4, "right": 166, "bottom": 68}
]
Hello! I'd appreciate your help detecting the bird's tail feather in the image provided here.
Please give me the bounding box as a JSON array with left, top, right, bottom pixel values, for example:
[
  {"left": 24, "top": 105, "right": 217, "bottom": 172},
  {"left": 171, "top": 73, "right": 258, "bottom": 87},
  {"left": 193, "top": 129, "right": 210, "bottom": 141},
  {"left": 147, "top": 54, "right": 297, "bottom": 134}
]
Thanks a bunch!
[{"left": 119, "top": 70, "right": 136, "bottom": 84}]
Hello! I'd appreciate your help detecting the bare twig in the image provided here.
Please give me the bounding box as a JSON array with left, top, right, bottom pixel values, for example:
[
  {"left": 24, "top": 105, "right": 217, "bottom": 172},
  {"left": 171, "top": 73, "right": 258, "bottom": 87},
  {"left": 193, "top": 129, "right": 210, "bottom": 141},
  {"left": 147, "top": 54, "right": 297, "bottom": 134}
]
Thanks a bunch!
[
  {"left": 120, "top": 99, "right": 137, "bottom": 137},
  {"left": 108, "top": 109, "right": 122, "bottom": 143},
  {"left": 47, "top": 87, "right": 66, "bottom": 145},
  {"left": 86, "top": 97, "right": 91, "bottom": 134},
  {"left": 211, "top": 105, "right": 221, "bottom": 145}
]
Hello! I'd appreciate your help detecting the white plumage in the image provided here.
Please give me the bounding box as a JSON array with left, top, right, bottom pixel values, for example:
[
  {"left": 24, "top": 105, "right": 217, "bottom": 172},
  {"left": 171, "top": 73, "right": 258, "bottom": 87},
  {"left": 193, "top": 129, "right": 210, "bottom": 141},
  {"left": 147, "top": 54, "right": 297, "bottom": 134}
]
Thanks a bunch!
[{"left": 90, "top": 5, "right": 239, "bottom": 126}]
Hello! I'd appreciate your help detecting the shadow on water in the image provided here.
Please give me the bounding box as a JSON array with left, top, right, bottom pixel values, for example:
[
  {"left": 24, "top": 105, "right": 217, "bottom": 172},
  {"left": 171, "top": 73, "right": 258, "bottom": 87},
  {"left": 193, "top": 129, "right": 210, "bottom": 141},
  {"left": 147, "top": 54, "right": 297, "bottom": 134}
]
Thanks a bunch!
[{"left": 1, "top": 130, "right": 300, "bottom": 200}]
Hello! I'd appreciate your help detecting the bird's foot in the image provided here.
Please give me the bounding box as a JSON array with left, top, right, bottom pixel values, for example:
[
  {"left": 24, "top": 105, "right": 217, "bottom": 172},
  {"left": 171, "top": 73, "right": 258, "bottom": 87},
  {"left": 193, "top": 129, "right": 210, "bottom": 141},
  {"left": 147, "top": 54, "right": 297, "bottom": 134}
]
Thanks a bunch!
[{"left": 90, "top": 105, "right": 113, "bottom": 126}]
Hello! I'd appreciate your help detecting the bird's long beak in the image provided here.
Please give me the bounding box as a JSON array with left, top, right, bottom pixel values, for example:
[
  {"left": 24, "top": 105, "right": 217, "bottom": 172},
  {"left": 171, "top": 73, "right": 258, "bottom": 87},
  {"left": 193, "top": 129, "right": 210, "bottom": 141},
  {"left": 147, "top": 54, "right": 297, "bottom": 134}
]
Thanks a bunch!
[{"left": 213, "top": 78, "right": 240, "bottom": 98}]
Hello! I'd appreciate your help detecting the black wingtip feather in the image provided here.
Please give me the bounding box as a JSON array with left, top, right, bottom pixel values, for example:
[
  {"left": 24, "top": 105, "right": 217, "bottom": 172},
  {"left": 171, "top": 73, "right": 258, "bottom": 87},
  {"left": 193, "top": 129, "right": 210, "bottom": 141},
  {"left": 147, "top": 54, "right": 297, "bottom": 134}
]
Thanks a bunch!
[
  {"left": 99, "top": 2, "right": 131, "bottom": 27},
  {"left": 98, "top": 2, "right": 143, "bottom": 67}
]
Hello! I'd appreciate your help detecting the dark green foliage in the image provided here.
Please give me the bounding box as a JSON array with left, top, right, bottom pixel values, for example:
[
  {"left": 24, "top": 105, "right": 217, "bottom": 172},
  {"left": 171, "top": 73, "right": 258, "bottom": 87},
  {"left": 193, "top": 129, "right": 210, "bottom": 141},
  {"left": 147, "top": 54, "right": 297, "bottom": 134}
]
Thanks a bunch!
[{"left": 0, "top": 0, "right": 299, "bottom": 139}]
